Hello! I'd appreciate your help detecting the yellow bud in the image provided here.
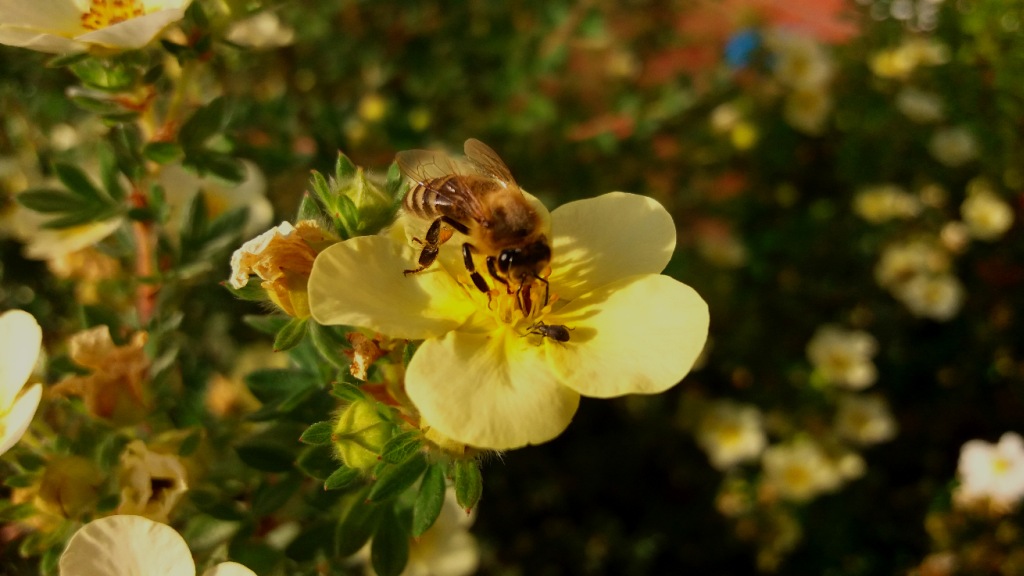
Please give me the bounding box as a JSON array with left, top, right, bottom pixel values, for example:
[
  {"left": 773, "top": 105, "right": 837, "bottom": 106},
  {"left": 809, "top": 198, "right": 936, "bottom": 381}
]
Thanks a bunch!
[
  {"left": 730, "top": 122, "right": 758, "bottom": 150},
  {"left": 36, "top": 456, "right": 104, "bottom": 519},
  {"left": 332, "top": 399, "right": 393, "bottom": 472}
]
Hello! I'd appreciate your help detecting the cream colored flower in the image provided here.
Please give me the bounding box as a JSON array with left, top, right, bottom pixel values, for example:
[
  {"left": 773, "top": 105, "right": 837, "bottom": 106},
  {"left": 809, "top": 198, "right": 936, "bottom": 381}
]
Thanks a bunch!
[
  {"left": 783, "top": 87, "right": 832, "bottom": 135},
  {"left": 894, "top": 273, "right": 964, "bottom": 321},
  {"left": 929, "top": 126, "right": 979, "bottom": 167},
  {"left": 159, "top": 161, "right": 272, "bottom": 241},
  {"left": 761, "top": 439, "right": 843, "bottom": 502},
  {"left": 874, "top": 238, "right": 950, "bottom": 290},
  {"left": 59, "top": 515, "right": 256, "bottom": 576},
  {"left": 117, "top": 440, "right": 188, "bottom": 522},
  {"left": 229, "top": 220, "right": 337, "bottom": 318},
  {"left": 806, "top": 325, "right": 878, "bottom": 390},
  {"left": 0, "top": 0, "right": 192, "bottom": 54},
  {"left": 309, "top": 192, "right": 709, "bottom": 450},
  {"left": 18, "top": 209, "right": 123, "bottom": 262},
  {"left": 0, "top": 310, "right": 43, "bottom": 456},
  {"left": 225, "top": 11, "right": 294, "bottom": 49},
  {"left": 954, "top": 432, "right": 1024, "bottom": 514},
  {"left": 870, "top": 37, "right": 950, "bottom": 79},
  {"left": 695, "top": 400, "right": 767, "bottom": 470},
  {"left": 961, "top": 185, "right": 1014, "bottom": 241},
  {"left": 896, "top": 87, "right": 945, "bottom": 123},
  {"left": 765, "top": 30, "right": 833, "bottom": 90},
  {"left": 853, "top": 184, "right": 922, "bottom": 223},
  {"left": 364, "top": 490, "right": 478, "bottom": 576},
  {"left": 834, "top": 394, "right": 897, "bottom": 446}
]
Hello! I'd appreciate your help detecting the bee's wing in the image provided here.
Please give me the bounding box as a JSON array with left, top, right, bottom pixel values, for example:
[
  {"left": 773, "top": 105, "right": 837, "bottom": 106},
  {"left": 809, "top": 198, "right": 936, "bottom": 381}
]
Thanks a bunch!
[
  {"left": 396, "top": 148, "right": 490, "bottom": 223},
  {"left": 463, "top": 138, "right": 519, "bottom": 190}
]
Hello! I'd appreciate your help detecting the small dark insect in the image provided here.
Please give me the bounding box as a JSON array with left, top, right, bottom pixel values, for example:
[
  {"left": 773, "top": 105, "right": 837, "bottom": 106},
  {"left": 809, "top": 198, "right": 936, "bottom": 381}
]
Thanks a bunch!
[{"left": 527, "top": 321, "right": 573, "bottom": 343}]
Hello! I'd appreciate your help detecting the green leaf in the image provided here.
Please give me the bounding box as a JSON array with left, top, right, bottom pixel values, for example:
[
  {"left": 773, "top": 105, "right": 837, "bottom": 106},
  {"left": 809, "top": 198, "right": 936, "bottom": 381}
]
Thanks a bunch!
[
  {"left": 15, "top": 452, "right": 46, "bottom": 473},
  {"left": 296, "top": 193, "right": 326, "bottom": 222},
  {"left": 15, "top": 190, "right": 92, "bottom": 213},
  {"left": 274, "top": 317, "right": 308, "bottom": 352},
  {"left": 223, "top": 277, "right": 268, "bottom": 302},
  {"left": 324, "top": 466, "right": 361, "bottom": 491},
  {"left": 110, "top": 124, "right": 145, "bottom": 181},
  {"left": 244, "top": 369, "right": 319, "bottom": 403},
  {"left": 297, "top": 445, "right": 338, "bottom": 481},
  {"left": 300, "top": 421, "right": 334, "bottom": 446},
  {"left": 54, "top": 162, "right": 105, "bottom": 202},
  {"left": 4, "top": 474, "right": 35, "bottom": 489},
  {"left": 308, "top": 321, "right": 349, "bottom": 370},
  {"left": 234, "top": 426, "right": 301, "bottom": 473},
  {"left": 252, "top": 473, "right": 302, "bottom": 516},
  {"left": 412, "top": 464, "right": 446, "bottom": 537},
  {"left": 330, "top": 381, "right": 366, "bottom": 402},
  {"left": 179, "top": 429, "right": 202, "bottom": 457},
  {"left": 181, "top": 190, "right": 209, "bottom": 245},
  {"left": 41, "top": 206, "right": 121, "bottom": 229},
  {"left": 180, "top": 96, "right": 227, "bottom": 148},
  {"left": 335, "top": 492, "right": 383, "bottom": 557},
  {"left": 371, "top": 506, "right": 410, "bottom": 576},
  {"left": 380, "top": 430, "right": 422, "bottom": 465},
  {"left": 243, "top": 314, "right": 290, "bottom": 336},
  {"left": 368, "top": 455, "right": 428, "bottom": 503},
  {"left": 453, "top": 459, "right": 482, "bottom": 512},
  {"left": 98, "top": 144, "right": 126, "bottom": 202},
  {"left": 143, "top": 142, "right": 184, "bottom": 164}
]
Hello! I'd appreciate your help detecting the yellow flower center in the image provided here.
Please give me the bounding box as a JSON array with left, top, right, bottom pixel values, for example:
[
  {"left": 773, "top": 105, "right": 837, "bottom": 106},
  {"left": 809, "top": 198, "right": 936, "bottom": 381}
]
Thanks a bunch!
[
  {"left": 81, "top": 0, "right": 146, "bottom": 30},
  {"left": 459, "top": 271, "right": 557, "bottom": 339}
]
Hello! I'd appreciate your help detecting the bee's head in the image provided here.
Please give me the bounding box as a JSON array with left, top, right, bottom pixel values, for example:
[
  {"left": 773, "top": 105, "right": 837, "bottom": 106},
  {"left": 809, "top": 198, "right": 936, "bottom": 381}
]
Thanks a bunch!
[{"left": 497, "top": 239, "right": 551, "bottom": 285}]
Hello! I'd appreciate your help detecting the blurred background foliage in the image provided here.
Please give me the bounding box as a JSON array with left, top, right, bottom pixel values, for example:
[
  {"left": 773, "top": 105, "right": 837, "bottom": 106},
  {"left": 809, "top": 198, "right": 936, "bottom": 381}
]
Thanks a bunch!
[{"left": 3, "top": 0, "right": 1024, "bottom": 574}]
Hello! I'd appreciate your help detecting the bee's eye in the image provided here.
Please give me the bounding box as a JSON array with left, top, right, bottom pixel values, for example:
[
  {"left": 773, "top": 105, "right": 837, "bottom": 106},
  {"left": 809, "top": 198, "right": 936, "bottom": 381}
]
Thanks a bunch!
[{"left": 498, "top": 250, "right": 516, "bottom": 271}]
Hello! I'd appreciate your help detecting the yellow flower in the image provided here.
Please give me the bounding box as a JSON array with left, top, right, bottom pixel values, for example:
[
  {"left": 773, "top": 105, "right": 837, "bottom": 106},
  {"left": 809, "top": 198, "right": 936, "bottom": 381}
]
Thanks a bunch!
[
  {"left": 309, "top": 192, "right": 709, "bottom": 450},
  {"left": 0, "top": 0, "right": 192, "bottom": 54},
  {"left": 0, "top": 309, "right": 43, "bottom": 456},
  {"left": 60, "top": 515, "right": 256, "bottom": 576}
]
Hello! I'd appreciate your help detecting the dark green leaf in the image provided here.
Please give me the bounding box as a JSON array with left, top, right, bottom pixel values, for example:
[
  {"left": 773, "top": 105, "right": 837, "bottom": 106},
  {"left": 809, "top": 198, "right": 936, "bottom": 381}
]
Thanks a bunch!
[
  {"left": 234, "top": 428, "right": 299, "bottom": 473},
  {"left": 274, "top": 317, "right": 308, "bottom": 352},
  {"left": 252, "top": 473, "right": 303, "bottom": 516},
  {"left": 179, "top": 430, "right": 202, "bottom": 457},
  {"left": 98, "top": 144, "right": 126, "bottom": 201},
  {"left": 300, "top": 421, "right": 334, "bottom": 446},
  {"left": 201, "top": 154, "right": 247, "bottom": 183},
  {"left": 412, "top": 464, "right": 446, "bottom": 537},
  {"left": 330, "top": 381, "right": 366, "bottom": 402},
  {"left": 244, "top": 369, "right": 319, "bottom": 403},
  {"left": 40, "top": 206, "right": 122, "bottom": 229},
  {"left": 111, "top": 125, "right": 145, "bottom": 181},
  {"left": 380, "top": 431, "right": 422, "bottom": 465},
  {"left": 297, "top": 445, "right": 338, "bottom": 481},
  {"left": 371, "top": 506, "right": 410, "bottom": 576},
  {"left": 4, "top": 474, "right": 34, "bottom": 489},
  {"left": 368, "top": 455, "right": 428, "bottom": 503},
  {"left": 54, "top": 163, "right": 105, "bottom": 201},
  {"left": 180, "top": 96, "right": 227, "bottom": 148},
  {"left": 335, "top": 491, "right": 383, "bottom": 557},
  {"left": 243, "top": 314, "right": 290, "bottom": 335},
  {"left": 324, "top": 466, "right": 361, "bottom": 491},
  {"left": 15, "top": 190, "right": 92, "bottom": 213},
  {"left": 143, "top": 142, "right": 184, "bottom": 164},
  {"left": 308, "top": 321, "right": 349, "bottom": 370},
  {"left": 453, "top": 459, "right": 482, "bottom": 512},
  {"left": 15, "top": 452, "right": 46, "bottom": 473},
  {"left": 181, "top": 190, "right": 209, "bottom": 244}
]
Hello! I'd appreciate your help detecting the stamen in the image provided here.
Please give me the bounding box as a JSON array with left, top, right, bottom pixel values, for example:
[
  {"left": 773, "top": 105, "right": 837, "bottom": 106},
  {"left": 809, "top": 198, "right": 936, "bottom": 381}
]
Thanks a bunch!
[{"left": 81, "top": 0, "right": 146, "bottom": 31}]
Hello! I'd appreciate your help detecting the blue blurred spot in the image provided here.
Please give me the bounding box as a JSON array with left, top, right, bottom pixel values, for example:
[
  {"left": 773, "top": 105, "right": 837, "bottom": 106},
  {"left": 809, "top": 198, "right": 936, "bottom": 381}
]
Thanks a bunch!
[{"left": 724, "top": 29, "right": 761, "bottom": 69}]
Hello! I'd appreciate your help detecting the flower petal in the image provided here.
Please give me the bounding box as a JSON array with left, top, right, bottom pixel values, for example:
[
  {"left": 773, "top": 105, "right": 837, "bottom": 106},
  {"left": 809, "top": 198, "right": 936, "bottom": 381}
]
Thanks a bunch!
[
  {"left": 545, "top": 274, "right": 709, "bottom": 398},
  {"left": 0, "top": 27, "right": 87, "bottom": 52},
  {"left": 201, "top": 562, "right": 257, "bottom": 576},
  {"left": 0, "top": 384, "right": 42, "bottom": 456},
  {"left": 547, "top": 192, "right": 677, "bottom": 301},
  {"left": 0, "top": 310, "right": 42, "bottom": 411},
  {"left": 0, "top": 0, "right": 83, "bottom": 33},
  {"left": 406, "top": 328, "right": 580, "bottom": 450},
  {"left": 309, "top": 235, "right": 475, "bottom": 339},
  {"left": 23, "top": 218, "right": 122, "bottom": 261},
  {"left": 75, "top": 7, "right": 187, "bottom": 50},
  {"left": 59, "top": 515, "right": 196, "bottom": 576}
]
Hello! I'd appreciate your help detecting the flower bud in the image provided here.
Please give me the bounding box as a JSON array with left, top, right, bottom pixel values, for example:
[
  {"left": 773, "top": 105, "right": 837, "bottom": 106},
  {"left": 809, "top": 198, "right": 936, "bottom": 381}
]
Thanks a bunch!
[
  {"left": 36, "top": 456, "right": 104, "bottom": 520},
  {"left": 332, "top": 399, "right": 394, "bottom": 472},
  {"left": 229, "top": 220, "right": 338, "bottom": 318}
]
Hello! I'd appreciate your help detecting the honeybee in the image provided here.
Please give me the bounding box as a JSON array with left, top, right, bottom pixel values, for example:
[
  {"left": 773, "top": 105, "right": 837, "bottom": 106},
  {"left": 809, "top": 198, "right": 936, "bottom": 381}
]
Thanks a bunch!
[
  {"left": 398, "top": 139, "right": 551, "bottom": 312},
  {"left": 526, "top": 321, "right": 573, "bottom": 343}
]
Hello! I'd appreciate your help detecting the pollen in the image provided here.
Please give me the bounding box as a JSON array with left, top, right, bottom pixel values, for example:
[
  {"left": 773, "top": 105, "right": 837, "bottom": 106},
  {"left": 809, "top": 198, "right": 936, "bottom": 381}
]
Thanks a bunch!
[{"left": 80, "top": 0, "right": 146, "bottom": 31}]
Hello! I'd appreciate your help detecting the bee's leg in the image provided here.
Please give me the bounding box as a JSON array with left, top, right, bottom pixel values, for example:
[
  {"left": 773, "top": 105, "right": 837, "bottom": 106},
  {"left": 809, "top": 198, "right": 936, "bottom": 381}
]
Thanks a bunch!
[
  {"left": 462, "top": 244, "right": 491, "bottom": 294},
  {"left": 485, "top": 256, "right": 511, "bottom": 292},
  {"left": 404, "top": 218, "right": 446, "bottom": 275}
]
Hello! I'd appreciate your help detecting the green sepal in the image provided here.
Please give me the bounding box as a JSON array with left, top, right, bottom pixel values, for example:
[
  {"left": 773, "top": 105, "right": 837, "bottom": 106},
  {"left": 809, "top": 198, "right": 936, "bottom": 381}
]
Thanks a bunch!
[
  {"left": 243, "top": 314, "right": 290, "bottom": 336},
  {"left": 274, "top": 317, "right": 308, "bottom": 352},
  {"left": 222, "top": 277, "right": 268, "bottom": 302},
  {"left": 385, "top": 161, "right": 405, "bottom": 204},
  {"left": 453, "top": 459, "right": 483, "bottom": 512},
  {"left": 330, "top": 381, "right": 367, "bottom": 402},
  {"left": 371, "top": 506, "right": 410, "bottom": 576},
  {"left": 335, "top": 152, "right": 358, "bottom": 181},
  {"left": 412, "top": 463, "right": 446, "bottom": 537},
  {"left": 368, "top": 455, "right": 428, "bottom": 503},
  {"left": 47, "top": 51, "right": 89, "bottom": 68},
  {"left": 380, "top": 430, "right": 423, "bottom": 465},
  {"left": 299, "top": 421, "right": 334, "bottom": 446},
  {"left": 324, "top": 466, "right": 361, "bottom": 491},
  {"left": 143, "top": 142, "right": 184, "bottom": 164},
  {"left": 308, "top": 321, "right": 350, "bottom": 370},
  {"left": 296, "top": 193, "right": 326, "bottom": 222}
]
